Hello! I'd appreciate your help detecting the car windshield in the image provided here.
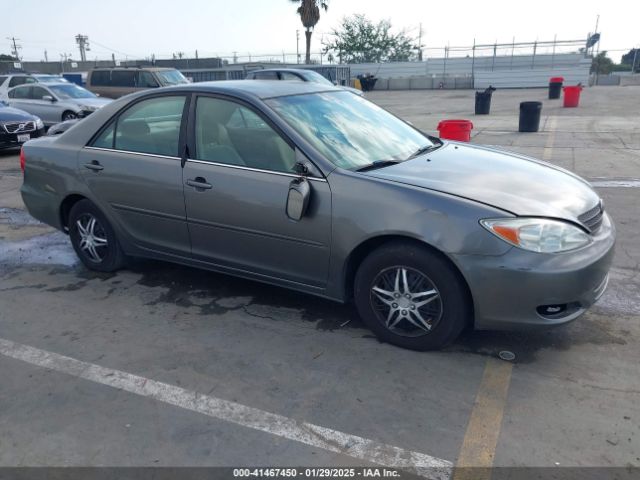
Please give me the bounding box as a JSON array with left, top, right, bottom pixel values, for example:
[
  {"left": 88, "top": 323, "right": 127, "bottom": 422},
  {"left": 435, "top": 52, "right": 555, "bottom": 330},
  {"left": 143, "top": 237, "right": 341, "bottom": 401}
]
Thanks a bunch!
[
  {"left": 267, "top": 91, "right": 434, "bottom": 170},
  {"left": 156, "top": 70, "right": 189, "bottom": 86},
  {"left": 49, "top": 84, "right": 96, "bottom": 99},
  {"left": 302, "top": 71, "right": 335, "bottom": 86}
]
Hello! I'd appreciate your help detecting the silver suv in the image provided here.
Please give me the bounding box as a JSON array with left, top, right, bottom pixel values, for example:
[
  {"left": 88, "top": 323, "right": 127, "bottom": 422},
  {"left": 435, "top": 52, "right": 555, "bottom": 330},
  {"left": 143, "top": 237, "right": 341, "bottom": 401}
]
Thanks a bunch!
[{"left": 0, "top": 74, "right": 37, "bottom": 100}]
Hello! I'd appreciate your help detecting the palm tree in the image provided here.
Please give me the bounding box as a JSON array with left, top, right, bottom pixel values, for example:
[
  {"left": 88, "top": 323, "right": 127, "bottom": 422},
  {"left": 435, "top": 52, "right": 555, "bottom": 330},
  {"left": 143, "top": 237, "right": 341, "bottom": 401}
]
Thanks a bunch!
[{"left": 290, "top": 0, "right": 328, "bottom": 64}]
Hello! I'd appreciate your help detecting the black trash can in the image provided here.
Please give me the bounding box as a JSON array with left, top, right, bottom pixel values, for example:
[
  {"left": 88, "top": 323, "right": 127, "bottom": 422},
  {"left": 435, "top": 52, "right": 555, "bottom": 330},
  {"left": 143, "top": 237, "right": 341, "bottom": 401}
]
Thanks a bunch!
[
  {"left": 360, "top": 76, "right": 378, "bottom": 92},
  {"left": 475, "top": 91, "right": 492, "bottom": 114},
  {"left": 548, "top": 76, "right": 564, "bottom": 99},
  {"left": 519, "top": 101, "right": 542, "bottom": 132}
]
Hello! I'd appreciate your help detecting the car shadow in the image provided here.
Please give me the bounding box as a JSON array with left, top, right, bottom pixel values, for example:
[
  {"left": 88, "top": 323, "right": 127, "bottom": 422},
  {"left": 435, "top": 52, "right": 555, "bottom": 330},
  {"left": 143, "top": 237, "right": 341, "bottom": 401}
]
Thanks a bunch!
[{"left": 65, "top": 258, "right": 624, "bottom": 364}]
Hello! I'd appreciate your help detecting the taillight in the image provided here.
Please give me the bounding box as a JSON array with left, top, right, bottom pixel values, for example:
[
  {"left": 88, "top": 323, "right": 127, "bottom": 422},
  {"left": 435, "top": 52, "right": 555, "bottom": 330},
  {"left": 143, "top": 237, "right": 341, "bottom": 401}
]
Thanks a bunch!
[{"left": 20, "top": 147, "right": 25, "bottom": 173}]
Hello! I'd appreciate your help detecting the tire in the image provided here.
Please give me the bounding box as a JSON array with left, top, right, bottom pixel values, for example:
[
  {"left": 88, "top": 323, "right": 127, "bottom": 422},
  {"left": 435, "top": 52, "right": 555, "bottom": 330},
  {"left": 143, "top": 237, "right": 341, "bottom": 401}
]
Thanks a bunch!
[
  {"left": 354, "top": 241, "right": 470, "bottom": 351},
  {"left": 62, "top": 111, "right": 78, "bottom": 122},
  {"left": 68, "top": 199, "right": 125, "bottom": 272}
]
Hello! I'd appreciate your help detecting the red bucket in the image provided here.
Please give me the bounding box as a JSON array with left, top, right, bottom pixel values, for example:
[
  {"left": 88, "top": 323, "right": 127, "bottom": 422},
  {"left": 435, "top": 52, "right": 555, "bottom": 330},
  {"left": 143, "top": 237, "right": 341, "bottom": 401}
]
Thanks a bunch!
[
  {"left": 563, "top": 85, "right": 583, "bottom": 108},
  {"left": 437, "top": 119, "right": 473, "bottom": 142}
]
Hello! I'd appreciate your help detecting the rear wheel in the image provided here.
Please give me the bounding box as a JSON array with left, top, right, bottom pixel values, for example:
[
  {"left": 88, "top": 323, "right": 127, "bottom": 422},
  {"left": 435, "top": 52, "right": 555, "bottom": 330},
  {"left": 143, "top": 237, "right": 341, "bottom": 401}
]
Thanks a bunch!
[
  {"left": 68, "top": 199, "right": 125, "bottom": 272},
  {"left": 354, "top": 242, "right": 470, "bottom": 350}
]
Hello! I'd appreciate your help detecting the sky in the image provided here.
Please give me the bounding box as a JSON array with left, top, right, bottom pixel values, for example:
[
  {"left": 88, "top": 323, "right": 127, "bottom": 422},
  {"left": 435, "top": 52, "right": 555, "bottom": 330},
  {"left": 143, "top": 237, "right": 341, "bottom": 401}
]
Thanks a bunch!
[{"left": 4, "top": 0, "right": 637, "bottom": 63}]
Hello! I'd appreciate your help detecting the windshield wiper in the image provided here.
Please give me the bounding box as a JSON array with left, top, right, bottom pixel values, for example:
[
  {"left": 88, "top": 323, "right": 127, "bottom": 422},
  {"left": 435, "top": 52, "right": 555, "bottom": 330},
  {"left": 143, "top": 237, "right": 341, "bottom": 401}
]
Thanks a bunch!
[
  {"left": 405, "top": 143, "right": 441, "bottom": 160},
  {"left": 355, "top": 160, "right": 401, "bottom": 172}
]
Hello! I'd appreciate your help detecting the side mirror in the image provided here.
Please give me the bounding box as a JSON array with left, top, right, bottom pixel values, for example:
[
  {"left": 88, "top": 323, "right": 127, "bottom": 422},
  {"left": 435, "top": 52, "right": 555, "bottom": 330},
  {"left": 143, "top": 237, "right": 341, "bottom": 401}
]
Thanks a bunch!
[
  {"left": 286, "top": 178, "right": 311, "bottom": 221},
  {"left": 42, "top": 95, "right": 55, "bottom": 102}
]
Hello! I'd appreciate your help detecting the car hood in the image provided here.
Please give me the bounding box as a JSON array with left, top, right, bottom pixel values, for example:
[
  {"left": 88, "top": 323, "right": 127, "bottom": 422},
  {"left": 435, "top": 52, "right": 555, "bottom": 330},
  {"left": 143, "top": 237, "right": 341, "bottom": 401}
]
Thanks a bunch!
[
  {"left": 362, "top": 142, "right": 600, "bottom": 221},
  {"left": 0, "top": 106, "right": 37, "bottom": 122}
]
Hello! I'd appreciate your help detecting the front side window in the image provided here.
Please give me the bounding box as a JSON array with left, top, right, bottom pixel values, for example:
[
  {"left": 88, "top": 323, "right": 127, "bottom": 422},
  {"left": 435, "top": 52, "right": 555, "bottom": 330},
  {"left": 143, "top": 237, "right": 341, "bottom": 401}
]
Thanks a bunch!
[
  {"left": 280, "top": 72, "right": 304, "bottom": 82},
  {"left": 267, "top": 91, "right": 434, "bottom": 170},
  {"left": 303, "top": 71, "right": 334, "bottom": 86},
  {"left": 91, "top": 96, "right": 186, "bottom": 157},
  {"left": 49, "top": 84, "right": 96, "bottom": 99},
  {"left": 194, "top": 96, "right": 295, "bottom": 173},
  {"left": 137, "top": 71, "right": 159, "bottom": 88},
  {"left": 30, "top": 86, "right": 51, "bottom": 100},
  {"left": 253, "top": 71, "right": 279, "bottom": 80}
]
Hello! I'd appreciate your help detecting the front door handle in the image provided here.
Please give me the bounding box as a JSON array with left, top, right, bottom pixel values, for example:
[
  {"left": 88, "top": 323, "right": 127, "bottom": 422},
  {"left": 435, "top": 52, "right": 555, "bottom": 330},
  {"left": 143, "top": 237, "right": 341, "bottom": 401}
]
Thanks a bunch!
[
  {"left": 84, "top": 161, "right": 104, "bottom": 172},
  {"left": 186, "top": 177, "right": 212, "bottom": 190}
]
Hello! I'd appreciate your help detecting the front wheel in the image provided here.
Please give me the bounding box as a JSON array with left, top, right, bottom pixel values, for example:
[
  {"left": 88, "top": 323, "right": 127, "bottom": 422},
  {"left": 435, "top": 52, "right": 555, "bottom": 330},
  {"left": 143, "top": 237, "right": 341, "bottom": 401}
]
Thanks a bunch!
[
  {"left": 62, "top": 111, "right": 78, "bottom": 122},
  {"left": 354, "top": 242, "right": 471, "bottom": 351},
  {"left": 68, "top": 199, "right": 125, "bottom": 272}
]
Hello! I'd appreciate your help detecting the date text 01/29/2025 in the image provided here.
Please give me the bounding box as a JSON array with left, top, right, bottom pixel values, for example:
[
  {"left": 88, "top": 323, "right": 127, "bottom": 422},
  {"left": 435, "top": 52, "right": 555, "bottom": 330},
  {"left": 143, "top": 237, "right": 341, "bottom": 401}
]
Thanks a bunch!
[{"left": 233, "top": 468, "right": 402, "bottom": 478}]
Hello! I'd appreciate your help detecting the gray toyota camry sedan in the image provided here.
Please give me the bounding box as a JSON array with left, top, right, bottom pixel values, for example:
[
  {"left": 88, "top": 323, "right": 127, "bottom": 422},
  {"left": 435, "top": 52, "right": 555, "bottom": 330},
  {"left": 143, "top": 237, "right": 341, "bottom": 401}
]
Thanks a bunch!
[{"left": 19, "top": 81, "right": 615, "bottom": 350}]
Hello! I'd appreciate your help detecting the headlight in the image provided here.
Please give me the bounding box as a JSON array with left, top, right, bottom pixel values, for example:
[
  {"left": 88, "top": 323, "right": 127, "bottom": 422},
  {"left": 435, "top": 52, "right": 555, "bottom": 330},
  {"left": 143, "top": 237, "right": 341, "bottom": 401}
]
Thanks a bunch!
[
  {"left": 35, "top": 117, "right": 44, "bottom": 129},
  {"left": 480, "top": 218, "right": 591, "bottom": 253}
]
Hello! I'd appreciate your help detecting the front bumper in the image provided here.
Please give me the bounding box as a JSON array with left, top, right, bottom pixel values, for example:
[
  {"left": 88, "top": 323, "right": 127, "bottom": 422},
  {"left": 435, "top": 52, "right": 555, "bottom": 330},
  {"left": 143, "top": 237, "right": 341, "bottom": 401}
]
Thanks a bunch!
[
  {"left": 452, "top": 212, "right": 616, "bottom": 330},
  {"left": 0, "top": 128, "right": 45, "bottom": 149}
]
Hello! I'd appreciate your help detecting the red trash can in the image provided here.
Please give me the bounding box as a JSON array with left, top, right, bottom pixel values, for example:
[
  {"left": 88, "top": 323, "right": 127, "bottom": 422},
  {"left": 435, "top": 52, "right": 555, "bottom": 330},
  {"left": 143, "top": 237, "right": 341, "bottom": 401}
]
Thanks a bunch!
[
  {"left": 437, "top": 119, "right": 473, "bottom": 142},
  {"left": 563, "top": 85, "right": 583, "bottom": 108}
]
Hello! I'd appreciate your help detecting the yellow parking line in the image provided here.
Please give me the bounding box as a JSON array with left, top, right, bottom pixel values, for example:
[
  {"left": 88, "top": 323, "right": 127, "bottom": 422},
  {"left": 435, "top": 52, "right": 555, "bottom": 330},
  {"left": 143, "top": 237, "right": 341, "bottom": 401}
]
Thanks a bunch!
[
  {"left": 543, "top": 115, "right": 558, "bottom": 161},
  {"left": 453, "top": 357, "right": 513, "bottom": 480}
]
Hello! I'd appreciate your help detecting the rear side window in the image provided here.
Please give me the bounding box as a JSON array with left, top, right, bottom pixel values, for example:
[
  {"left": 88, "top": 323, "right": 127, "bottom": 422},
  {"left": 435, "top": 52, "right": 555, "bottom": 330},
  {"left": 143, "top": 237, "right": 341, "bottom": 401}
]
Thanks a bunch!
[
  {"left": 9, "top": 76, "right": 35, "bottom": 88},
  {"left": 8, "top": 86, "right": 31, "bottom": 99},
  {"left": 91, "top": 96, "right": 186, "bottom": 157},
  {"left": 111, "top": 71, "right": 136, "bottom": 88},
  {"left": 90, "top": 71, "right": 110, "bottom": 87}
]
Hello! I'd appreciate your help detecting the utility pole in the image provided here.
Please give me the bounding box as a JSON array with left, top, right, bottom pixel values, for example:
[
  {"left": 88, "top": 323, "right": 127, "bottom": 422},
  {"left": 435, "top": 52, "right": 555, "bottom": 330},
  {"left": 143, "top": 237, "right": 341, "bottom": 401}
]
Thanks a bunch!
[
  {"left": 75, "top": 34, "right": 90, "bottom": 62},
  {"left": 7, "top": 36, "right": 22, "bottom": 60},
  {"left": 296, "top": 30, "right": 300, "bottom": 64},
  {"left": 418, "top": 23, "right": 423, "bottom": 61},
  {"left": 44, "top": 50, "right": 48, "bottom": 62},
  {"left": 593, "top": 14, "right": 600, "bottom": 58}
]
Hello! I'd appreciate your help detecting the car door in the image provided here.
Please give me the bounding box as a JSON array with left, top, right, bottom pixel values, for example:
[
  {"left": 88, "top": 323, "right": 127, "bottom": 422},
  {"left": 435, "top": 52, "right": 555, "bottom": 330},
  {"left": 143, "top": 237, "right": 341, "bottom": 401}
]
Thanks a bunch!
[
  {"left": 182, "top": 94, "right": 332, "bottom": 288},
  {"left": 7, "top": 85, "right": 32, "bottom": 111},
  {"left": 79, "top": 94, "right": 191, "bottom": 256},
  {"left": 26, "top": 85, "right": 61, "bottom": 124}
]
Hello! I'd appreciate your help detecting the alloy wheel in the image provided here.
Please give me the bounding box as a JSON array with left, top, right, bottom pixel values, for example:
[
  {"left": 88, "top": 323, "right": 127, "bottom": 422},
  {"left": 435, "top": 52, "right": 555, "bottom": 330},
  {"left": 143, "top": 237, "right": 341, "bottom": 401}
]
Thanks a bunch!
[
  {"left": 76, "top": 213, "right": 108, "bottom": 263},
  {"left": 370, "top": 266, "right": 443, "bottom": 337}
]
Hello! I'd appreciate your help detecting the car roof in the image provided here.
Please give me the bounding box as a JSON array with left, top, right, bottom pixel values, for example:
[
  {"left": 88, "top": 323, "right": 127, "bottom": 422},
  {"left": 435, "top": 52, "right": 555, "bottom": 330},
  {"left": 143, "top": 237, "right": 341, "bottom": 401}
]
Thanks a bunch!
[
  {"left": 90, "top": 67, "right": 176, "bottom": 71},
  {"left": 251, "top": 68, "right": 313, "bottom": 75},
  {"left": 164, "top": 80, "right": 340, "bottom": 100}
]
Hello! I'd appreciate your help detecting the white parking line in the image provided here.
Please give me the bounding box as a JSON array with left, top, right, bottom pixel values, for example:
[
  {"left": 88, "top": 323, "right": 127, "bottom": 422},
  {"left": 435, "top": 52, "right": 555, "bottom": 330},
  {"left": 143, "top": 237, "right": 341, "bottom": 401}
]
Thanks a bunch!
[
  {"left": 0, "top": 337, "right": 452, "bottom": 479},
  {"left": 590, "top": 180, "right": 640, "bottom": 188}
]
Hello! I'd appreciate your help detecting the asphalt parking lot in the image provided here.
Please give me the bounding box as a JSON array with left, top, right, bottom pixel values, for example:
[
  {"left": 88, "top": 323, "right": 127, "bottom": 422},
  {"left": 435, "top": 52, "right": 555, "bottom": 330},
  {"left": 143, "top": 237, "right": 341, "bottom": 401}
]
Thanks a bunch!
[{"left": 0, "top": 86, "right": 639, "bottom": 476}]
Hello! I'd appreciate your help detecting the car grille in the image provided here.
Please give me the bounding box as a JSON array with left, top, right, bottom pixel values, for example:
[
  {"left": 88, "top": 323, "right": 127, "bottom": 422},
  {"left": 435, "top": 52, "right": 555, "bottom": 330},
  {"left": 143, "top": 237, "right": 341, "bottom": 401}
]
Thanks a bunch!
[
  {"left": 578, "top": 202, "right": 604, "bottom": 233},
  {"left": 3, "top": 121, "right": 36, "bottom": 134}
]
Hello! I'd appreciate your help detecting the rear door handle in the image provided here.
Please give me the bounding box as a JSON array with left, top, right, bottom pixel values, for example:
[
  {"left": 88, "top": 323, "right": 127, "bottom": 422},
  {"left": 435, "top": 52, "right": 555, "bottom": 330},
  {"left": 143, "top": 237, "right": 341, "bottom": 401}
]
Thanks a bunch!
[
  {"left": 84, "top": 161, "right": 104, "bottom": 172},
  {"left": 186, "top": 177, "right": 212, "bottom": 190}
]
